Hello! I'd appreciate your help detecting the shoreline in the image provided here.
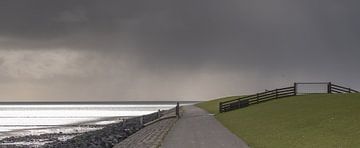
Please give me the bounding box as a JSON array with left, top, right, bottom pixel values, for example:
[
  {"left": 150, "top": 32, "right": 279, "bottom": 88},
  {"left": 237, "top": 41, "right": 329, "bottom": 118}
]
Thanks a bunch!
[{"left": 0, "top": 109, "right": 171, "bottom": 148}]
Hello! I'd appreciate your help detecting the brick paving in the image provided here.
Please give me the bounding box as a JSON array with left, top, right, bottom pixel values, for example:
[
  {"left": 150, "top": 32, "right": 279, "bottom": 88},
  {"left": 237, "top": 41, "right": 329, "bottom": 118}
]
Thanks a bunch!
[{"left": 114, "top": 110, "right": 178, "bottom": 148}]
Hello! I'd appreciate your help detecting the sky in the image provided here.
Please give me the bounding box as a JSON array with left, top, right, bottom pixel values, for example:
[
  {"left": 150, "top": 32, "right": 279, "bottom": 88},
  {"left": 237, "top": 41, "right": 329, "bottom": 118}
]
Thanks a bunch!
[{"left": 0, "top": 0, "right": 359, "bottom": 101}]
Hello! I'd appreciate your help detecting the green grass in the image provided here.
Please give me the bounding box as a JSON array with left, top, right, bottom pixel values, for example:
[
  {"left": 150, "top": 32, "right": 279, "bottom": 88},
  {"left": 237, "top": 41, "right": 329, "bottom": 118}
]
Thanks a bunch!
[
  {"left": 197, "top": 93, "right": 360, "bottom": 148},
  {"left": 196, "top": 96, "right": 240, "bottom": 114}
]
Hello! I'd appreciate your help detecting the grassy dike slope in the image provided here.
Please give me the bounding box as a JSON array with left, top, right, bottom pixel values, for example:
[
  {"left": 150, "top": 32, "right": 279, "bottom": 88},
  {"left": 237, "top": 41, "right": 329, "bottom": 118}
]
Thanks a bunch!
[{"left": 196, "top": 93, "right": 360, "bottom": 148}]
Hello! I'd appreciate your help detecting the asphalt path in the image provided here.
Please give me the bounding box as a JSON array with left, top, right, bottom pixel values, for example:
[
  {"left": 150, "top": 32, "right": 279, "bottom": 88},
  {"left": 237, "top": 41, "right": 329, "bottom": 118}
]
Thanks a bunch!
[{"left": 161, "top": 105, "right": 249, "bottom": 148}]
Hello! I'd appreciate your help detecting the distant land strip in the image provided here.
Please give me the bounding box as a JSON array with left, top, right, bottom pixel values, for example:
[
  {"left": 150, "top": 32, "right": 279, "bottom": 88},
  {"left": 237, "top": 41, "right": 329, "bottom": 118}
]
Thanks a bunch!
[{"left": 0, "top": 101, "right": 199, "bottom": 105}]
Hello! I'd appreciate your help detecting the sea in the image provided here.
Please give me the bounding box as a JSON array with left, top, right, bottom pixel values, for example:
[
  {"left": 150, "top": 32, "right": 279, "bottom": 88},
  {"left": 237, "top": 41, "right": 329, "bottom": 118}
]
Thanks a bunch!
[{"left": 0, "top": 101, "right": 196, "bottom": 146}]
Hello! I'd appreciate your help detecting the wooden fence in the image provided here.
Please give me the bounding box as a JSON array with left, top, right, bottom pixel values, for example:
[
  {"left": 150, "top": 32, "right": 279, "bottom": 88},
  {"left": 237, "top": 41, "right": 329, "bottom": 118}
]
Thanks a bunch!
[
  {"left": 219, "top": 82, "right": 358, "bottom": 113},
  {"left": 329, "top": 83, "right": 359, "bottom": 93}
]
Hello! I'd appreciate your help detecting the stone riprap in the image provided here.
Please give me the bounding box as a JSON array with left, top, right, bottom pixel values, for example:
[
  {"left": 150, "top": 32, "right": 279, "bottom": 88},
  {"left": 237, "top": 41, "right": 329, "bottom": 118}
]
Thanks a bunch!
[{"left": 43, "top": 111, "right": 164, "bottom": 148}]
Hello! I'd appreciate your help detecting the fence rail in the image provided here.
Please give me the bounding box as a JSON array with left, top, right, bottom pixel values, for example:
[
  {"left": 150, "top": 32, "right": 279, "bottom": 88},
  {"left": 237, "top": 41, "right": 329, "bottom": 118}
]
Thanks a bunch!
[
  {"left": 219, "top": 86, "right": 296, "bottom": 113},
  {"left": 330, "top": 83, "right": 358, "bottom": 93},
  {"left": 219, "top": 82, "right": 358, "bottom": 113}
]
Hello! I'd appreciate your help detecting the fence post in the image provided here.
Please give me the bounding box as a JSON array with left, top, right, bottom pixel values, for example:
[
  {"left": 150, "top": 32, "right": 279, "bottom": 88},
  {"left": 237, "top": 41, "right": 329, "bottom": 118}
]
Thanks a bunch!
[
  {"left": 348, "top": 88, "right": 351, "bottom": 93},
  {"left": 294, "top": 83, "right": 297, "bottom": 95},
  {"left": 122, "top": 119, "right": 127, "bottom": 128},
  {"left": 327, "top": 82, "right": 332, "bottom": 93},
  {"left": 140, "top": 116, "right": 144, "bottom": 126},
  {"left": 275, "top": 89, "right": 278, "bottom": 99},
  {"left": 176, "top": 102, "right": 180, "bottom": 118},
  {"left": 256, "top": 93, "right": 259, "bottom": 103},
  {"left": 219, "top": 102, "right": 223, "bottom": 113},
  {"left": 157, "top": 109, "right": 161, "bottom": 118}
]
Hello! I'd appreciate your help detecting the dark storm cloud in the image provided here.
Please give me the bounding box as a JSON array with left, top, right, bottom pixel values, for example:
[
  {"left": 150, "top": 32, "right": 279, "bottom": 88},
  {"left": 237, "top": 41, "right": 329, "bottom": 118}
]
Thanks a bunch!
[{"left": 0, "top": 0, "right": 359, "bottom": 100}]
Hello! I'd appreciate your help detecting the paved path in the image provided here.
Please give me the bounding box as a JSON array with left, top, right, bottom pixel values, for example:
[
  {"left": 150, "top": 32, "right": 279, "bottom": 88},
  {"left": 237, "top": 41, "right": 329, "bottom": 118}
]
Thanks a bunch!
[{"left": 161, "top": 105, "right": 249, "bottom": 148}]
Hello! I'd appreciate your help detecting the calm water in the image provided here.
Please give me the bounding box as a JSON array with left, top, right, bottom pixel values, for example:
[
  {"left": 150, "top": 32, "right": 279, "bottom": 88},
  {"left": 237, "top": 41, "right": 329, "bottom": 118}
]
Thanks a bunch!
[{"left": 0, "top": 102, "right": 191, "bottom": 140}]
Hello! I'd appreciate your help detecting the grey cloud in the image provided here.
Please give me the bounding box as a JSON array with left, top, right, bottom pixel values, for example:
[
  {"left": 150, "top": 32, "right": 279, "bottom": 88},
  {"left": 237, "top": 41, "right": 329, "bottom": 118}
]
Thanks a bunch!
[
  {"left": 55, "top": 9, "right": 88, "bottom": 23},
  {"left": 0, "top": 0, "right": 359, "bottom": 101}
]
